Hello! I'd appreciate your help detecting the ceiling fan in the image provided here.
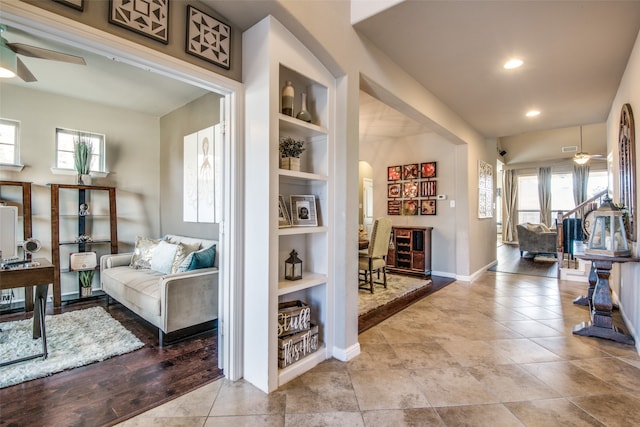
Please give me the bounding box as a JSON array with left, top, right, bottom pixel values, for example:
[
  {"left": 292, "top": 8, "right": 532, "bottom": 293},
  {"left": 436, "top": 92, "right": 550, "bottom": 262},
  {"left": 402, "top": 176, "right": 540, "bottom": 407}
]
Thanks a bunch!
[
  {"left": 0, "top": 24, "right": 85, "bottom": 83},
  {"left": 573, "top": 125, "right": 606, "bottom": 164}
]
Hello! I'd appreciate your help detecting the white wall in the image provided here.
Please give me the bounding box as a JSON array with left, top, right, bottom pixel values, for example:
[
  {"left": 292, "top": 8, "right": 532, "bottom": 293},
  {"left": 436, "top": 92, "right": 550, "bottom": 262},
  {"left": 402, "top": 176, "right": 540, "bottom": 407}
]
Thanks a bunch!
[
  {"left": 360, "top": 132, "right": 457, "bottom": 275},
  {"left": 0, "top": 84, "right": 161, "bottom": 298},
  {"left": 607, "top": 27, "right": 640, "bottom": 348}
]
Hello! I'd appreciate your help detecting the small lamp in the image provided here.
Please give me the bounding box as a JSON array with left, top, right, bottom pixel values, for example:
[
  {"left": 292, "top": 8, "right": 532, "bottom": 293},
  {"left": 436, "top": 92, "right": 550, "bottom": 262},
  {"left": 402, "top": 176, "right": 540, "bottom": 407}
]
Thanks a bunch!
[
  {"left": 586, "top": 196, "right": 631, "bottom": 257},
  {"left": 284, "top": 249, "right": 303, "bottom": 280}
]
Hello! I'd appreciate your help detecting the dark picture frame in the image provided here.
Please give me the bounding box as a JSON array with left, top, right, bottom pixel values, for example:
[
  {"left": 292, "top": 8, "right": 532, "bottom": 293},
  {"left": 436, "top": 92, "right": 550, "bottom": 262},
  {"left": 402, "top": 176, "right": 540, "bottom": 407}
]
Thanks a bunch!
[
  {"left": 388, "top": 183, "right": 401, "bottom": 198},
  {"left": 186, "top": 6, "right": 231, "bottom": 70},
  {"left": 387, "top": 200, "right": 401, "bottom": 215},
  {"left": 53, "top": 0, "right": 84, "bottom": 11},
  {"left": 420, "top": 180, "right": 437, "bottom": 198},
  {"left": 109, "top": 0, "right": 169, "bottom": 44},
  {"left": 402, "top": 200, "right": 419, "bottom": 216},
  {"left": 403, "top": 163, "right": 419, "bottom": 180},
  {"left": 387, "top": 165, "right": 402, "bottom": 181},
  {"left": 403, "top": 181, "right": 418, "bottom": 198},
  {"left": 421, "top": 162, "right": 437, "bottom": 178},
  {"left": 421, "top": 200, "right": 437, "bottom": 215}
]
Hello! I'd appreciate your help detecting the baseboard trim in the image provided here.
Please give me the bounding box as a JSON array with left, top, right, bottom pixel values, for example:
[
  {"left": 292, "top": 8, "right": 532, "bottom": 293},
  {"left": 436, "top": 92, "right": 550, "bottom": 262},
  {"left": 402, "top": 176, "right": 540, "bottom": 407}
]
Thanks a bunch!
[{"left": 333, "top": 342, "right": 361, "bottom": 362}]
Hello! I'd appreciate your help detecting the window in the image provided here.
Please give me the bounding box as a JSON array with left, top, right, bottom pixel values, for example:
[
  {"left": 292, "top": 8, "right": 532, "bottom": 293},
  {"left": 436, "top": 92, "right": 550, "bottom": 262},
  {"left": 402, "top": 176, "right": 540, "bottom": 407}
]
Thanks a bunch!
[
  {"left": 0, "top": 118, "right": 20, "bottom": 165},
  {"left": 517, "top": 175, "right": 540, "bottom": 224},
  {"left": 551, "top": 173, "right": 574, "bottom": 219},
  {"left": 55, "top": 128, "right": 106, "bottom": 173},
  {"left": 587, "top": 170, "right": 608, "bottom": 198}
]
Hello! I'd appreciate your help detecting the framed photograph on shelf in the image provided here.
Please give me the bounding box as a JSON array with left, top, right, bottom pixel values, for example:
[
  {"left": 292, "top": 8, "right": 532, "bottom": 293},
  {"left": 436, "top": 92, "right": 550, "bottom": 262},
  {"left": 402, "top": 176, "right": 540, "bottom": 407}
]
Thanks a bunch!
[
  {"left": 387, "top": 200, "right": 401, "bottom": 215},
  {"left": 388, "top": 183, "right": 401, "bottom": 198},
  {"left": 420, "top": 200, "right": 437, "bottom": 215},
  {"left": 403, "top": 181, "right": 418, "bottom": 198},
  {"left": 290, "top": 195, "right": 318, "bottom": 226},
  {"left": 69, "top": 252, "right": 97, "bottom": 271},
  {"left": 421, "top": 162, "right": 437, "bottom": 178},
  {"left": 420, "top": 180, "right": 437, "bottom": 197},
  {"left": 402, "top": 200, "right": 419, "bottom": 216},
  {"left": 403, "top": 163, "right": 419, "bottom": 180},
  {"left": 278, "top": 194, "right": 291, "bottom": 228},
  {"left": 388, "top": 165, "right": 402, "bottom": 181}
]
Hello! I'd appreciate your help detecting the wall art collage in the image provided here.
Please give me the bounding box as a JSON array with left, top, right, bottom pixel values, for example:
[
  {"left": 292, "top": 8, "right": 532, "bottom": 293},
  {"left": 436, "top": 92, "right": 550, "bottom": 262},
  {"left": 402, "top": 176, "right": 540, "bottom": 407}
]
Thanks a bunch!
[{"left": 387, "top": 162, "right": 437, "bottom": 216}]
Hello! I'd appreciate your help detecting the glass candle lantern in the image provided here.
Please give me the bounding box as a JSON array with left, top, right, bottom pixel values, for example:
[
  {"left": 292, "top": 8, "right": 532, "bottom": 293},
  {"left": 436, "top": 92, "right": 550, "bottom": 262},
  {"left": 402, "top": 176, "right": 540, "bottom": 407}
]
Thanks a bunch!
[
  {"left": 284, "top": 249, "right": 303, "bottom": 280},
  {"left": 586, "top": 197, "right": 631, "bottom": 257}
]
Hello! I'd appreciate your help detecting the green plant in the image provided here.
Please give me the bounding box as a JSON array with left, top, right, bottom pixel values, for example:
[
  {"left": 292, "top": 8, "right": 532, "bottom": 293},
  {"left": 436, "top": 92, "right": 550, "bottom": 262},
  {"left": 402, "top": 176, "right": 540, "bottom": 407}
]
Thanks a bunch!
[
  {"left": 73, "top": 135, "right": 93, "bottom": 175},
  {"left": 79, "top": 269, "right": 94, "bottom": 288},
  {"left": 279, "top": 136, "right": 305, "bottom": 158}
]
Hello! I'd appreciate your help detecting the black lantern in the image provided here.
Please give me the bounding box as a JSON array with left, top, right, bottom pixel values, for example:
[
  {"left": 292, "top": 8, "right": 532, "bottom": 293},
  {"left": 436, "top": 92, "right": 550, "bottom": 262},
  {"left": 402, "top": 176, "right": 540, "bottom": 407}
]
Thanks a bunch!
[
  {"left": 284, "top": 250, "right": 303, "bottom": 280},
  {"left": 586, "top": 197, "right": 631, "bottom": 257}
]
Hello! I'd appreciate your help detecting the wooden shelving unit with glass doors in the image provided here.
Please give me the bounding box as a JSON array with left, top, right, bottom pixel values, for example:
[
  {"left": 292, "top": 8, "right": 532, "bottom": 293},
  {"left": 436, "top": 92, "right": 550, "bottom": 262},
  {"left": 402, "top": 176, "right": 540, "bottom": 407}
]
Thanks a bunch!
[
  {"left": 50, "top": 184, "right": 117, "bottom": 307},
  {"left": 243, "top": 16, "right": 335, "bottom": 393}
]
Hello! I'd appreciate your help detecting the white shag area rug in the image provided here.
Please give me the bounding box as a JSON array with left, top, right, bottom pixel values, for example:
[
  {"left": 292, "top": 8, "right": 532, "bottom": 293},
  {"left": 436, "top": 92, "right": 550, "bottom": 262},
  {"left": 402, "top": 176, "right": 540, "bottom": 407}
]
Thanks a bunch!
[
  {"left": 0, "top": 306, "right": 144, "bottom": 389},
  {"left": 358, "top": 273, "right": 432, "bottom": 316}
]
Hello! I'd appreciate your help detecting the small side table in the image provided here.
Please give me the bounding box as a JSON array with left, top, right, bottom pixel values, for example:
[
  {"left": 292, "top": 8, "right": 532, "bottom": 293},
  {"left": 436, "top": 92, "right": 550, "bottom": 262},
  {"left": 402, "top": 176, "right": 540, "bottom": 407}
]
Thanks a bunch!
[{"left": 573, "top": 254, "right": 639, "bottom": 345}]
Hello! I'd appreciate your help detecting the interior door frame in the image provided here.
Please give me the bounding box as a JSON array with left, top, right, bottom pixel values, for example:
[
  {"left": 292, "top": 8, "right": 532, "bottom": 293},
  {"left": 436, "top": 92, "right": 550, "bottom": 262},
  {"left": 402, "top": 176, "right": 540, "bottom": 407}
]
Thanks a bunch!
[{"left": 0, "top": 1, "right": 245, "bottom": 381}]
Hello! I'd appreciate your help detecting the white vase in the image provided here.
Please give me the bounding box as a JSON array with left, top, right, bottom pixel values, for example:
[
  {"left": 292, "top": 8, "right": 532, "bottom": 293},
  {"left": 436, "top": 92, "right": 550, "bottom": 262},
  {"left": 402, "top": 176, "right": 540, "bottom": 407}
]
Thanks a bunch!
[
  {"left": 77, "top": 174, "right": 92, "bottom": 185},
  {"left": 81, "top": 286, "right": 93, "bottom": 298},
  {"left": 280, "top": 157, "right": 300, "bottom": 171}
]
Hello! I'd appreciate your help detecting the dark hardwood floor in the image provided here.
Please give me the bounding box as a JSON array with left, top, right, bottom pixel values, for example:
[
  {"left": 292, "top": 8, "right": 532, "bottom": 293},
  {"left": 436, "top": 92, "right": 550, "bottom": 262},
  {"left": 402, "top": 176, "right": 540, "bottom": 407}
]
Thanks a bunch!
[{"left": 0, "top": 298, "right": 222, "bottom": 427}]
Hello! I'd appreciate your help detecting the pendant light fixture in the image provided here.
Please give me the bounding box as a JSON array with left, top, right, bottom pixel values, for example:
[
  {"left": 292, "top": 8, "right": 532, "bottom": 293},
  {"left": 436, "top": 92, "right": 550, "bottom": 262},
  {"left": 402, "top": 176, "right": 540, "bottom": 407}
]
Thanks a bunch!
[{"left": 573, "top": 126, "right": 590, "bottom": 165}]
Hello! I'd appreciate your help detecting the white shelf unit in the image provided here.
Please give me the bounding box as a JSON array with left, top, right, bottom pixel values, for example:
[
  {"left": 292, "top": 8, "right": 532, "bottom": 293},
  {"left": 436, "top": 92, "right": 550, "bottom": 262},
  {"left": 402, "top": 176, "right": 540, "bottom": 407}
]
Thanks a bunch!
[{"left": 243, "top": 16, "right": 335, "bottom": 393}]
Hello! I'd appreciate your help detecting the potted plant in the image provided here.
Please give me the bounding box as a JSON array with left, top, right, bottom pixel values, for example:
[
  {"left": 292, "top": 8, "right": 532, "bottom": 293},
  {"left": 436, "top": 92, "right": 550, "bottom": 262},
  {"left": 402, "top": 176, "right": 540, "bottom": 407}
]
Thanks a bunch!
[
  {"left": 79, "top": 269, "right": 94, "bottom": 297},
  {"left": 279, "top": 136, "right": 305, "bottom": 171},
  {"left": 74, "top": 135, "right": 93, "bottom": 185}
]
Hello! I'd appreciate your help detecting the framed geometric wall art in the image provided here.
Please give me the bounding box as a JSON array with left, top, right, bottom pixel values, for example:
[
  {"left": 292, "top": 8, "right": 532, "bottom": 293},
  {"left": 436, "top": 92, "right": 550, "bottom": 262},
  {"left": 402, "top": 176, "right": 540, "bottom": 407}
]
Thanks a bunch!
[
  {"left": 478, "top": 159, "right": 493, "bottom": 218},
  {"left": 53, "top": 0, "right": 84, "bottom": 11},
  {"left": 186, "top": 6, "right": 231, "bottom": 70},
  {"left": 109, "top": 0, "right": 169, "bottom": 43}
]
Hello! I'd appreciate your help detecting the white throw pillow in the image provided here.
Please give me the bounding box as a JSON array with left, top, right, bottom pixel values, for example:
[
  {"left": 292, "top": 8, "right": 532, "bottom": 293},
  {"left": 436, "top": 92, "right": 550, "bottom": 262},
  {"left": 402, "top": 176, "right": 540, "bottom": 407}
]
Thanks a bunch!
[{"left": 150, "top": 241, "right": 179, "bottom": 274}]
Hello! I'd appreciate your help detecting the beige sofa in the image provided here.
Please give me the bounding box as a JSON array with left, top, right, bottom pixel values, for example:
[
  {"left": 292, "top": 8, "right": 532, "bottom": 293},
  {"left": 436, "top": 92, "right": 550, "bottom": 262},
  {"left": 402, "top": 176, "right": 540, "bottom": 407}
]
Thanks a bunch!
[{"left": 100, "top": 235, "right": 218, "bottom": 346}]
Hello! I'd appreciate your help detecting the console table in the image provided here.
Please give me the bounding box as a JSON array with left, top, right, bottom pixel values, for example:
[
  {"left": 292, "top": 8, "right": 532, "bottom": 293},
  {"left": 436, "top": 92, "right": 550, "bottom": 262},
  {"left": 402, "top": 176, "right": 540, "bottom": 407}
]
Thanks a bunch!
[
  {"left": 573, "top": 253, "right": 639, "bottom": 345},
  {"left": 0, "top": 258, "right": 53, "bottom": 366}
]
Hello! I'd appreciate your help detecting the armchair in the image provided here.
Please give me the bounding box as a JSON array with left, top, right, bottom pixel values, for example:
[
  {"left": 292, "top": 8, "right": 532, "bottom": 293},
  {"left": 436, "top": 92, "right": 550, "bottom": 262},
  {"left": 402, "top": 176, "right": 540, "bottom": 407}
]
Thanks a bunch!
[{"left": 516, "top": 223, "right": 557, "bottom": 257}]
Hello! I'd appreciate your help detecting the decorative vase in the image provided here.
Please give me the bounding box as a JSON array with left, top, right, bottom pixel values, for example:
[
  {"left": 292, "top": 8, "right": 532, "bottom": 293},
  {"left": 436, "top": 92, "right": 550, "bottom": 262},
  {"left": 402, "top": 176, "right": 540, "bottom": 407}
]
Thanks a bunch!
[
  {"left": 296, "top": 92, "right": 312, "bottom": 123},
  {"left": 281, "top": 80, "right": 294, "bottom": 117},
  {"left": 81, "top": 286, "right": 92, "bottom": 298},
  {"left": 77, "top": 174, "right": 91, "bottom": 185},
  {"left": 280, "top": 157, "right": 300, "bottom": 171}
]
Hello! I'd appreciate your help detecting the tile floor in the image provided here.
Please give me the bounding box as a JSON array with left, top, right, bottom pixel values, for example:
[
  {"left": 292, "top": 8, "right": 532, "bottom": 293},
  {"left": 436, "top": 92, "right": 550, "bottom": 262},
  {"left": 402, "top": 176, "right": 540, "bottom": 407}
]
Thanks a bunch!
[{"left": 116, "top": 271, "right": 640, "bottom": 426}]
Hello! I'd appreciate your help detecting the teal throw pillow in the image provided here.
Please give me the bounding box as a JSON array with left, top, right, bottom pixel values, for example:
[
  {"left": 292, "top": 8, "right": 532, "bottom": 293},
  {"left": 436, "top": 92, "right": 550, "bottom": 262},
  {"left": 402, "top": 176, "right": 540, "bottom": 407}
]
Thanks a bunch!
[{"left": 187, "top": 244, "right": 216, "bottom": 271}]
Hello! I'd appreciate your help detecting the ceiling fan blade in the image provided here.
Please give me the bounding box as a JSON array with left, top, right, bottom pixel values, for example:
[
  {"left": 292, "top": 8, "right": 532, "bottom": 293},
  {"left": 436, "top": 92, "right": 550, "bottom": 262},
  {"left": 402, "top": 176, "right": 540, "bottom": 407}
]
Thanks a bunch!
[
  {"left": 16, "top": 57, "right": 37, "bottom": 82},
  {"left": 6, "top": 42, "right": 86, "bottom": 65}
]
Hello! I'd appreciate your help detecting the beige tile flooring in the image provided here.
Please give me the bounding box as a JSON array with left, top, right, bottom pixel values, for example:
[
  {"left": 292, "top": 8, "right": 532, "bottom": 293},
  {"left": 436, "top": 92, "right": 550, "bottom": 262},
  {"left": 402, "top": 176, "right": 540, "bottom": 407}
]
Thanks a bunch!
[{"left": 117, "top": 271, "right": 640, "bottom": 426}]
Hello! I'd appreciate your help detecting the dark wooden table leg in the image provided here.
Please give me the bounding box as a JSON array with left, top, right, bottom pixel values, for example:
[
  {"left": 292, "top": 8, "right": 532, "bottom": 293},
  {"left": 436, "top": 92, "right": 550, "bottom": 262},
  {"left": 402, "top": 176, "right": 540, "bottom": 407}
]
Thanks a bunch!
[
  {"left": 573, "top": 261, "right": 596, "bottom": 307},
  {"left": 573, "top": 260, "right": 634, "bottom": 345}
]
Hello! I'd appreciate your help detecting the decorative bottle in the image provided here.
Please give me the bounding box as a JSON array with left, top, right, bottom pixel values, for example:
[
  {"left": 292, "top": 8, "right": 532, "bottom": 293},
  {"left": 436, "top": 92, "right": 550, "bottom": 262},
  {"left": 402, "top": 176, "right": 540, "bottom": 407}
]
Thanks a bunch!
[
  {"left": 281, "top": 81, "right": 294, "bottom": 116},
  {"left": 296, "top": 92, "right": 312, "bottom": 123}
]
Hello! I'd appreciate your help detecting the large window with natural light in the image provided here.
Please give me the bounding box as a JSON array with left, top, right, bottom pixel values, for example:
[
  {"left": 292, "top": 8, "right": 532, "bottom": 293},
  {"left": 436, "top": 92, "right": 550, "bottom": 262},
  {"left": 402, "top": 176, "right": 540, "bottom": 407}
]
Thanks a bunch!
[
  {"left": 55, "top": 128, "right": 106, "bottom": 173},
  {"left": 517, "top": 169, "right": 608, "bottom": 226},
  {"left": 0, "top": 118, "right": 20, "bottom": 165}
]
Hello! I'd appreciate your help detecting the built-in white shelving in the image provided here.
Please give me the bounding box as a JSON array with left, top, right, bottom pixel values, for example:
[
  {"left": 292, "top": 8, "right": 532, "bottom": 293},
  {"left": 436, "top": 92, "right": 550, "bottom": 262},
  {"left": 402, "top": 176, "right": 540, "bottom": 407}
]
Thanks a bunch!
[{"left": 243, "top": 16, "right": 335, "bottom": 393}]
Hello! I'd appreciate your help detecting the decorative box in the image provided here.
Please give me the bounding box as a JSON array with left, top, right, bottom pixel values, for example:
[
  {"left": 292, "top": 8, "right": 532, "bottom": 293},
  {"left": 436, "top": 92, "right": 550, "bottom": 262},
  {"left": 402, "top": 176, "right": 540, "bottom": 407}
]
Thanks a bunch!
[
  {"left": 277, "top": 300, "right": 311, "bottom": 337},
  {"left": 278, "top": 323, "right": 319, "bottom": 368}
]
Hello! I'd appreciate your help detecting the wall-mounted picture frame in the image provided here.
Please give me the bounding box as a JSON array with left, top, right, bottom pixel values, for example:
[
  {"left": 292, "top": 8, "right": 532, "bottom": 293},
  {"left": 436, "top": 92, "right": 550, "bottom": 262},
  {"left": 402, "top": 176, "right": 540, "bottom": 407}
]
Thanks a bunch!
[
  {"left": 387, "top": 200, "right": 401, "bottom": 215},
  {"left": 478, "top": 159, "right": 493, "bottom": 218},
  {"left": 388, "top": 183, "right": 401, "bottom": 198},
  {"left": 403, "top": 181, "right": 418, "bottom": 198},
  {"left": 109, "top": 0, "right": 169, "bottom": 44},
  {"left": 402, "top": 200, "right": 419, "bottom": 216},
  {"left": 403, "top": 163, "right": 419, "bottom": 180},
  {"left": 421, "top": 162, "right": 437, "bottom": 178},
  {"left": 388, "top": 165, "right": 402, "bottom": 181},
  {"left": 420, "top": 180, "right": 437, "bottom": 197},
  {"left": 186, "top": 5, "right": 231, "bottom": 70},
  {"left": 420, "top": 200, "right": 437, "bottom": 215},
  {"left": 53, "top": 0, "right": 84, "bottom": 11},
  {"left": 290, "top": 195, "right": 317, "bottom": 226},
  {"left": 278, "top": 194, "right": 291, "bottom": 228}
]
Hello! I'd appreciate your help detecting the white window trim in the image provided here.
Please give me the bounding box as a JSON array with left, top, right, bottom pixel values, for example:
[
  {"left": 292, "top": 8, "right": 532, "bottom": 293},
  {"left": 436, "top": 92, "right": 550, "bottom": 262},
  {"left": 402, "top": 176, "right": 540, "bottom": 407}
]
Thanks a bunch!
[{"left": 0, "top": 118, "right": 23, "bottom": 171}]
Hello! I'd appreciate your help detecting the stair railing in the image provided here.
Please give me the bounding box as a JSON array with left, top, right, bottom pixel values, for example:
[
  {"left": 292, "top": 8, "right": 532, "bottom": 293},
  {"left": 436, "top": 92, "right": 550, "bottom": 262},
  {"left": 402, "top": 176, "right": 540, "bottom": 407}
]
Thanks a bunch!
[{"left": 556, "top": 189, "right": 608, "bottom": 276}]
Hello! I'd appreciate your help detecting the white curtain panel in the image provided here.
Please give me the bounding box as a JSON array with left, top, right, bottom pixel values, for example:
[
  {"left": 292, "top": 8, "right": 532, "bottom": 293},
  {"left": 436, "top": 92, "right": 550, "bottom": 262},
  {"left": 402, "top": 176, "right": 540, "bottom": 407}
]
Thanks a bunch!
[{"left": 538, "top": 167, "right": 552, "bottom": 227}]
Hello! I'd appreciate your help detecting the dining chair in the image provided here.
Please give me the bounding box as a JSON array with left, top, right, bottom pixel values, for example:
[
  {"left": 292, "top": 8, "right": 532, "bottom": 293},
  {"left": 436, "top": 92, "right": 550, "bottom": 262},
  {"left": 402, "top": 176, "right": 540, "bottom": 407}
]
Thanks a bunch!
[{"left": 358, "top": 217, "right": 392, "bottom": 293}]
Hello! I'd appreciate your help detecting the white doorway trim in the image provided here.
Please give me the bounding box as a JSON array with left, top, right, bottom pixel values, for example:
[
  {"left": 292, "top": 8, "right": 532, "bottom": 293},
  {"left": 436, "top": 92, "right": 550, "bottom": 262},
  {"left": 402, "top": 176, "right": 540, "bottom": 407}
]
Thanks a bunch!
[{"left": 0, "top": 1, "right": 245, "bottom": 380}]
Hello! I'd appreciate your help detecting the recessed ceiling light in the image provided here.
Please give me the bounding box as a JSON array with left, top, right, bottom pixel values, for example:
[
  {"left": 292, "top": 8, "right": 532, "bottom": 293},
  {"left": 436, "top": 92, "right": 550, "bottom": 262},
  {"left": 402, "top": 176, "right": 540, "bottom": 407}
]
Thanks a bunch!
[
  {"left": 526, "top": 110, "right": 540, "bottom": 117},
  {"left": 504, "top": 59, "right": 523, "bottom": 69}
]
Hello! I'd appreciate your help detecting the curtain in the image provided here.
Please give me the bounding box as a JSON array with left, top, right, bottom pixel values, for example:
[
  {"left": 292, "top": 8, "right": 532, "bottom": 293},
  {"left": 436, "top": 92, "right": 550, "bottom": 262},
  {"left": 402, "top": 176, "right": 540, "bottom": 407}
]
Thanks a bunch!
[
  {"left": 538, "top": 167, "right": 552, "bottom": 227},
  {"left": 572, "top": 163, "right": 590, "bottom": 218},
  {"left": 503, "top": 169, "right": 518, "bottom": 242}
]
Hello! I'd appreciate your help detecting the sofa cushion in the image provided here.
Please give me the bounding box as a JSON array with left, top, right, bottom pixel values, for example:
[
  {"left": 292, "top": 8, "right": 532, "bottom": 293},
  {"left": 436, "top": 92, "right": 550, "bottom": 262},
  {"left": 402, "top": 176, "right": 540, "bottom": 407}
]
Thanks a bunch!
[
  {"left": 150, "top": 240, "right": 179, "bottom": 274},
  {"left": 526, "top": 222, "right": 550, "bottom": 233},
  {"left": 101, "top": 266, "right": 162, "bottom": 316},
  {"left": 177, "top": 244, "right": 216, "bottom": 272},
  {"left": 170, "top": 241, "right": 201, "bottom": 274},
  {"left": 130, "top": 236, "right": 160, "bottom": 269}
]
